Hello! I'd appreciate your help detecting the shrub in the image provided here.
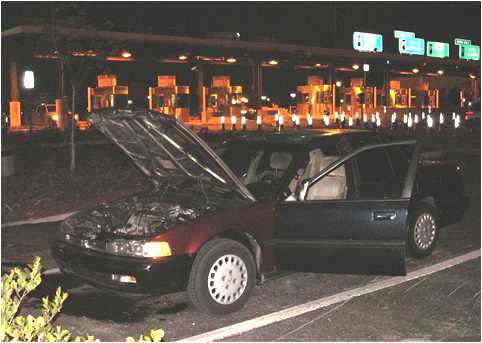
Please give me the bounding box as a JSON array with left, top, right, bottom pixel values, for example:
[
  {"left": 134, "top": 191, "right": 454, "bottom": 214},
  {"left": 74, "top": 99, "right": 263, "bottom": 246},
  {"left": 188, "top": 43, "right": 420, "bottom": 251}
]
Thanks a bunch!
[{"left": 1, "top": 257, "right": 164, "bottom": 342}]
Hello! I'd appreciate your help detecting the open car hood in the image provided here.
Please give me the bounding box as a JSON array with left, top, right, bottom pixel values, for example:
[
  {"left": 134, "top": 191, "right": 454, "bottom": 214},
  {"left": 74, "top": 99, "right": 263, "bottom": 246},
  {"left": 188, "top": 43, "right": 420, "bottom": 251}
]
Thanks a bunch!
[{"left": 89, "top": 109, "right": 255, "bottom": 202}]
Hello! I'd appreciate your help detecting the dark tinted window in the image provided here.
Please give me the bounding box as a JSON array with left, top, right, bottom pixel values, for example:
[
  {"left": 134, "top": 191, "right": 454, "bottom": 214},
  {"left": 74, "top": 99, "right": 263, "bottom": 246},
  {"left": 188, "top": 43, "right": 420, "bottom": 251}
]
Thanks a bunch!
[
  {"left": 386, "top": 145, "right": 413, "bottom": 179},
  {"left": 356, "top": 148, "right": 393, "bottom": 183}
]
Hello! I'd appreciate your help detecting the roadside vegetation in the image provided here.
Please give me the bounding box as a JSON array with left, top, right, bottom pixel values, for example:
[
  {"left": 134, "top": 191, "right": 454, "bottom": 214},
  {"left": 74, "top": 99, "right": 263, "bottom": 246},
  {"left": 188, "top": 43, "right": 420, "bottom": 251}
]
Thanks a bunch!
[
  {"left": 2, "top": 132, "right": 147, "bottom": 223},
  {"left": 1, "top": 257, "right": 165, "bottom": 342}
]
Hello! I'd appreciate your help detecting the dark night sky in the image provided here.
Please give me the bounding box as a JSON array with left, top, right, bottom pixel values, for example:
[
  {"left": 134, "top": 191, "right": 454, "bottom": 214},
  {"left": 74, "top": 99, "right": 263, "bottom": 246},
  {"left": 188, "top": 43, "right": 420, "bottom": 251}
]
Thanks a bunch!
[{"left": 3, "top": 1, "right": 481, "bottom": 49}]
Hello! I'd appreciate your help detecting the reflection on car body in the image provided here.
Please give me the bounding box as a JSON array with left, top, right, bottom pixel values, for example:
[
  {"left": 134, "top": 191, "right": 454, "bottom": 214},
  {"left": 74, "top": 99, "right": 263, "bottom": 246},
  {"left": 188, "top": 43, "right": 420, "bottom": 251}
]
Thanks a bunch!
[{"left": 51, "top": 109, "right": 466, "bottom": 315}]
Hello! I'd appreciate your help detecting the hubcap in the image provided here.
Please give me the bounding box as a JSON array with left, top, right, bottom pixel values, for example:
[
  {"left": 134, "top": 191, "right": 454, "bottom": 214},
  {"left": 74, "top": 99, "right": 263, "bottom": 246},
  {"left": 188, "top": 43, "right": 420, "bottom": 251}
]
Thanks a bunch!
[
  {"left": 414, "top": 213, "right": 436, "bottom": 250},
  {"left": 208, "top": 254, "right": 248, "bottom": 305}
]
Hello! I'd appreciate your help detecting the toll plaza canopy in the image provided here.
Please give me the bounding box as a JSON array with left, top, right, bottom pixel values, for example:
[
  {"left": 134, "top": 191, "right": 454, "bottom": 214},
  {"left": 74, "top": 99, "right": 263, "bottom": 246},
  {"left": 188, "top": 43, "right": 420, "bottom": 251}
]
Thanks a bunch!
[{"left": 3, "top": 24, "right": 480, "bottom": 71}]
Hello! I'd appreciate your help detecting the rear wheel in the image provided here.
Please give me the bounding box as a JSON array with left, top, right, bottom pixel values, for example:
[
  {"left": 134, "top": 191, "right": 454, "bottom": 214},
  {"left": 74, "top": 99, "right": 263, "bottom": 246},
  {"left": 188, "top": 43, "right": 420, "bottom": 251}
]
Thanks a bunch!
[
  {"left": 187, "top": 239, "right": 256, "bottom": 315},
  {"left": 407, "top": 204, "right": 439, "bottom": 258}
]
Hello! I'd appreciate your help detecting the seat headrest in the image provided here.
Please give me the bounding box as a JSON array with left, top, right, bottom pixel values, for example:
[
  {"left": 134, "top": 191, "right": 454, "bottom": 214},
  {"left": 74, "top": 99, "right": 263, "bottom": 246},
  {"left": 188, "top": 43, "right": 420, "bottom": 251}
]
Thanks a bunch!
[{"left": 270, "top": 152, "right": 293, "bottom": 170}]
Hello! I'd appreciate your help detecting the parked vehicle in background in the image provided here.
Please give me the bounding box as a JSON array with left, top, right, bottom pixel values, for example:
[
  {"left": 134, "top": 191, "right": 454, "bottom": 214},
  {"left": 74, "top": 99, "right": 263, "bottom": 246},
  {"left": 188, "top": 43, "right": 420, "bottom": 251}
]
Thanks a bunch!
[{"left": 51, "top": 109, "right": 467, "bottom": 315}]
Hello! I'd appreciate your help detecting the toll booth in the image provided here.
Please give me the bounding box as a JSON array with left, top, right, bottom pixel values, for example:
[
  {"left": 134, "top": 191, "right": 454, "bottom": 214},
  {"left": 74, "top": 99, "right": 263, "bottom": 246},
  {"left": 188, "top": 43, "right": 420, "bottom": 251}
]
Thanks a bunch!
[
  {"left": 389, "top": 80, "right": 411, "bottom": 109},
  {"left": 296, "top": 76, "right": 333, "bottom": 119},
  {"left": 148, "top": 75, "right": 190, "bottom": 122},
  {"left": 338, "top": 79, "right": 377, "bottom": 117},
  {"left": 87, "top": 75, "right": 128, "bottom": 112},
  {"left": 206, "top": 76, "right": 243, "bottom": 123}
]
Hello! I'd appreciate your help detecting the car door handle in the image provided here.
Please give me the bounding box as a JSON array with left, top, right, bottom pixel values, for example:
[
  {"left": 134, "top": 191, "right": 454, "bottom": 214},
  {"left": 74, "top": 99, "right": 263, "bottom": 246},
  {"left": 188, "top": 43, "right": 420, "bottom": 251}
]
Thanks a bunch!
[{"left": 373, "top": 211, "right": 397, "bottom": 221}]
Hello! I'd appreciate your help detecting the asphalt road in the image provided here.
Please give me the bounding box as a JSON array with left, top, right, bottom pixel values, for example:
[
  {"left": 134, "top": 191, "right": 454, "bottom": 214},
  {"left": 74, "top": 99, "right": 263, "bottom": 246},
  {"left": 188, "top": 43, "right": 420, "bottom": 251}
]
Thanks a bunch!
[{"left": 2, "top": 153, "right": 480, "bottom": 341}]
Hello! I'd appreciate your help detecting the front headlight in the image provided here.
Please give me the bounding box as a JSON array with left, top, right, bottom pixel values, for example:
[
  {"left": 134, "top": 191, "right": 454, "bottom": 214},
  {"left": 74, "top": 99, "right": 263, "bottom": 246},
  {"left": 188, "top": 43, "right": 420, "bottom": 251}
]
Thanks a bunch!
[{"left": 106, "top": 240, "right": 171, "bottom": 258}]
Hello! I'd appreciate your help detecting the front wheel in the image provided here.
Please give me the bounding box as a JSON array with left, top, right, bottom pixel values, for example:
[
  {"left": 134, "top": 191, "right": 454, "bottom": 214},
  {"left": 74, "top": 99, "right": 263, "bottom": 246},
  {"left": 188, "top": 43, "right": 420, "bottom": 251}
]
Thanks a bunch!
[
  {"left": 407, "top": 205, "right": 439, "bottom": 258},
  {"left": 187, "top": 239, "right": 256, "bottom": 315}
]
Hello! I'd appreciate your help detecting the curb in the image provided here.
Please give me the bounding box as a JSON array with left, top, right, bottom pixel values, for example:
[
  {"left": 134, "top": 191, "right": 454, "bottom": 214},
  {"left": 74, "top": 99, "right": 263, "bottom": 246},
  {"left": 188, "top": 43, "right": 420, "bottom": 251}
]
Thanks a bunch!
[{"left": 1, "top": 211, "right": 77, "bottom": 229}]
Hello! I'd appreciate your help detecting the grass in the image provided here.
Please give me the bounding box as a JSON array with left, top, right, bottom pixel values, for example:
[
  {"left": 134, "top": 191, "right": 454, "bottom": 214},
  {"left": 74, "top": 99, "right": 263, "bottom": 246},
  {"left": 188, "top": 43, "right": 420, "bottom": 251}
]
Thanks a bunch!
[{"left": 2, "top": 136, "right": 148, "bottom": 223}]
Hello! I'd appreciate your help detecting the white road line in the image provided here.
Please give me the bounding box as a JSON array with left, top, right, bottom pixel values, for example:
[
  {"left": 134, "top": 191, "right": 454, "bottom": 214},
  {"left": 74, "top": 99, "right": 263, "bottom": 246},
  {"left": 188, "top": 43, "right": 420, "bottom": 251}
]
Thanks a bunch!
[
  {"left": 178, "top": 249, "right": 480, "bottom": 342},
  {"left": 1, "top": 212, "right": 77, "bottom": 229}
]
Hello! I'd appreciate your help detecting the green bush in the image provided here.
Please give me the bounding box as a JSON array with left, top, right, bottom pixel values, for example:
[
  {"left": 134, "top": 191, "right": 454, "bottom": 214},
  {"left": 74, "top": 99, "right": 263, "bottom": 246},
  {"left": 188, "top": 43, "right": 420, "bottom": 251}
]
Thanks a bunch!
[{"left": 1, "top": 257, "right": 164, "bottom": 342}]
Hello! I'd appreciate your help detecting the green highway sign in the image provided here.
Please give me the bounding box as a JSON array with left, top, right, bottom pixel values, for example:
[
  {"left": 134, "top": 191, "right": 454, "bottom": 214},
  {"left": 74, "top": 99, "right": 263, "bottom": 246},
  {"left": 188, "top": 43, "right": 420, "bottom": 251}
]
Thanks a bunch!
[
  {"left": 394, "top": 30, "right": 415, "bottom": 39},
  {"left": 399, "top": 37, "right": 425, "bottom": 55},
  {"left": 459, "top": 44, "right": 480, "bottom": 60},
  {"left": 427, "top": 41, "right": 450, "bottom": 58},
  {"left": 353, "top": 32, "right": 383, "bottom": 52},
  {"left": 455, "top": 38, "right": 471, "bottom": 46}
]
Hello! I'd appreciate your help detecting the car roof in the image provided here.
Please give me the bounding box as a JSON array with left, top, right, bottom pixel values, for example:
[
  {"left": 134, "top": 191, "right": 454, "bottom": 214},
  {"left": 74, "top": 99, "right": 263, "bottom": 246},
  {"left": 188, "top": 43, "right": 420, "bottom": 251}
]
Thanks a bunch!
[{"left": 222, "top": 129, "right": 378, "bottom": 144}]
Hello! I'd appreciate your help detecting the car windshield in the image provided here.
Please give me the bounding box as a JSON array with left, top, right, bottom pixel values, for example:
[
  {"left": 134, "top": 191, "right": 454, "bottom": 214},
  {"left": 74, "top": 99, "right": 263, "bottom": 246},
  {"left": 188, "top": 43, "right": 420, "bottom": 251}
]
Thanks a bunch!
[{"left": 218, "top": 141, "right": 299, "bottom": 198}]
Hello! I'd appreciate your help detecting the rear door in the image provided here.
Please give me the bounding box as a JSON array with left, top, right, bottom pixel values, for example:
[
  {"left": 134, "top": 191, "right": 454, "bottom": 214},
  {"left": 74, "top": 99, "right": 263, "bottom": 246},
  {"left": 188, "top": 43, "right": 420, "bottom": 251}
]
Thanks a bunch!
[{"left": 272, "top": 140, "right": 420, "bottom": 276}]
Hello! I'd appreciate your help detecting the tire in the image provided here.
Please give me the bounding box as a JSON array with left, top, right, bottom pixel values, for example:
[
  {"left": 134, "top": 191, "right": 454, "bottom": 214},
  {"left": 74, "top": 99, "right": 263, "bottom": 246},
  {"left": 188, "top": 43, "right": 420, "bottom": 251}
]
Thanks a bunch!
[
  {"left": 407, "top": 204, "right": 439, "bottom": 258},
  {"left": 187, "top": 238, "right": 256, "bottom": 315}
]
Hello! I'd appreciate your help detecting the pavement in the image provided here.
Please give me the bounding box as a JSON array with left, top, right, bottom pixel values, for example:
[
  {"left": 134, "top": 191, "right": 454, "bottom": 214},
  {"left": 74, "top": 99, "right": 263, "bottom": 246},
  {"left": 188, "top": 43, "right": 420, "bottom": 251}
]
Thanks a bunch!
[{"left": 1, "top": 136, "right": 480, "bottom": 341}]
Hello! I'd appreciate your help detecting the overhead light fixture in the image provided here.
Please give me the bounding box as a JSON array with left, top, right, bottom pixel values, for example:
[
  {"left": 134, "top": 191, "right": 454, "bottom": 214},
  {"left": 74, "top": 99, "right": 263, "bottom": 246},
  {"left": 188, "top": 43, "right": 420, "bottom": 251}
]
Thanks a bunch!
[
  {"left": 226, "top": 57, "right": 237, "bottom": 63},
  {"left": 352, "top": 64, "right": 360, "bottom": 70},
  {"left": 290, "top": 93, "right": 296, "bottom": 99},
  {"left": 315, "top": 63, "right": 321, "bottom": 67},
  {"left": 437, "top": 69, "right": 444, "bottom": 75},
  {"left": 335, "top": 81, "right": 342, "bottom": 88},
  {"left": 23, "top": 70, "right": 35, "bottom": 89},
  {"left": 469, "top": 73, "right": 477, "bottom": 79},
  {"left": 412, "top": 68, "right": 419, "bottom": 74},
  {"left": 363, "top": 64, "right": 370, "bottom": 72},
  {"left": 268, "top": 60, "right": 278, "bottom": 65},
  {"left": 178, "top": 54, "right": 188, "bottom": 60},
  {"left": 121, "top": 51, "right": 132, "bottom": 58}
]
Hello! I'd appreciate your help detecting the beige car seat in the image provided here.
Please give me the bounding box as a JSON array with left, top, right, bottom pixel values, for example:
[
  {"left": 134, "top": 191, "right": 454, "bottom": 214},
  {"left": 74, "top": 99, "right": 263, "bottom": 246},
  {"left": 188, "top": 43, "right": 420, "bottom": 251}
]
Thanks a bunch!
[{"left": 303, "top": 153, "right": 347, "bottom": 201}]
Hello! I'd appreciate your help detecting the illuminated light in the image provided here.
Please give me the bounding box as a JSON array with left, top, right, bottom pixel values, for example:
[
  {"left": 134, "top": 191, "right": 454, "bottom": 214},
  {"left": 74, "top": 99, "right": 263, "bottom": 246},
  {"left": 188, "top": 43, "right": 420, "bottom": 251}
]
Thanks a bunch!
[
  {"left": 462, "top": 98, "right": 466, "bottom": 103},
  {"left": 469, "top": 73, "right": 476, "bottom": 79},
  {"left": 347, "top": 106, "right": 351, "bottom": 111},
  {"left": 266, "top": 97, "right": 271, "bottom": 102},
  {"left": 383, "top": 106, "right": 387, "bottom": 113},
  {"left": 52, "top": 114, "right": 59, "bottom": 121},
  {"left": 403, "top": 113, "right": 408, "bottom": 124},
  {"left": 121, "top": 51, "right": 132, "bottom": 58},
  {"left": 240, "top": 97, "right": 249, "bottom": 103},
  {"left": 334, "top": 111, "right": 339, "bottom": 119},
  {"left": 307, "top": 114, "right": 313, "bottom": 126},
  {"left": 440, "top": 113, "right": 444, "bottom": 124},
  {"left": 452, "top": 112, "right": 456, "bottom": 120},
  {"left": 231, "top": 115, "right": 237, "bottom": 124},
  {"left": 468, "top": 101, "right": 472, "bottom": 107},
  {"left": 147, "top": 96, "right": 151, "bottom": 100},
  {"left": 363, "top": 114, "right": 368, "bottom": 122},
  {"left": 386, "top": 60, "right": 390, "bottom": 64},
  {"left": 119, "top": 275, "right": 137, "bottom": 284},
  {"left": 23, "top": 70, "right": 34, "bottom": 89},
  {"left": 261, "top": 95, "right": 267, "bottom": 101},
  {"left": 74, "top": 114, "right": 79, "bottom": 121},
  {"left": 278, "top": 115, "right": 284, "bottom": 125},
  {"left": 352, "top": 64, "right": 360, "bottom": 70},
  {"left": 371, "top": 114, "right": 376, "bottom": 123},
  {"left": 178, "top": 54, "right": 188, "bottom": 60},
  {"left": 143, "top": 241, "right": 171, "bottom": 258},
  {"left": 355, "top": 112, "right": 359, "bottom": 119},
  {"left": 392, "top": 112, "right": 397, "bottom": 123},
  {"left": 127, "top": 99, "right": 133, "bottom": 105},
  {"left": 408, "top": 116, "right": 413, "bottom": 128},
  {"left": 455, "top": 115, "right": 461, "bottom": 128},
  {"left": 221, "top": 116, "right": 225, "bottom": 124},
  {"left": 274, "top": 112, "right": 279, "bottom": 122},
  {"left": 412, "top": 68, "right": 419, "bottom": 74},
  {"left": 349, "top": 117, "right": 353, "bottom": 127},
  {"left": 414, "top": 114, "right": 419, "bottom": 124},
  {"left": 268, "top": 60, "right": 279, "bottom": 65},
  {"left": 340, "top": 99, "right": 344, "bottom": 104},
  {"left": 324, "top": 115, "right": 330, "bottom": 126},
  {"left": 376, "top": 116, "right": 381, "bottom": 127},
  {"left": 295, "top": 115, "right": 301, "bottom": 126},
  {"left": 290, "top": 93, "right": 296, "bottom": 99},
  {"left": 422, "top": 112, "right": 426, "bottom": 120},
  {"left": 256, "top": 115, "right": 262, "bottom": 125},
  {"left": 427, "top": 115, "right": 433, "bottom": 128},
  {"left": 241, "top": 115, "right": 246, "bottom": 125},
  {"left": 341, "top": 111, "right": 346, "bottom": 121},
  {"left": 437, "top": 69, "right": 444, "bottom": 75},
  {"left": 335, "top": 81, "right": 342, "bottom": 87},
  {"left": 315, "top": 63, "right": 322, "bottom": 67},
  {"left": 363, "top": 64, "right": 370, "bottom": 72},
  {"left": 226, "top": 57, "right": 237, "bottom": 63}
]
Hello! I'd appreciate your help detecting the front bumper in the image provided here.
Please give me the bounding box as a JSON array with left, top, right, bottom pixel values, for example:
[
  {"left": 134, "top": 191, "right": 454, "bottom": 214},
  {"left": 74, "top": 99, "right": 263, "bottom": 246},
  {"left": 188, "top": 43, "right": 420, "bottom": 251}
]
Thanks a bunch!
[{"left": 51, "top": 239, "right": 194, "bottom": 295}]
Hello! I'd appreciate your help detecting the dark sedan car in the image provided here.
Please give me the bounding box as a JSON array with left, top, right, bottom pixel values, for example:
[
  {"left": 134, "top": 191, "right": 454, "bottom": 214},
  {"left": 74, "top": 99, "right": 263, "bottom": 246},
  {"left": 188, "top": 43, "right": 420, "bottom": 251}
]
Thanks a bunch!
[{"left": 51, "top": 109, "right": 465, "bottom": 315}]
